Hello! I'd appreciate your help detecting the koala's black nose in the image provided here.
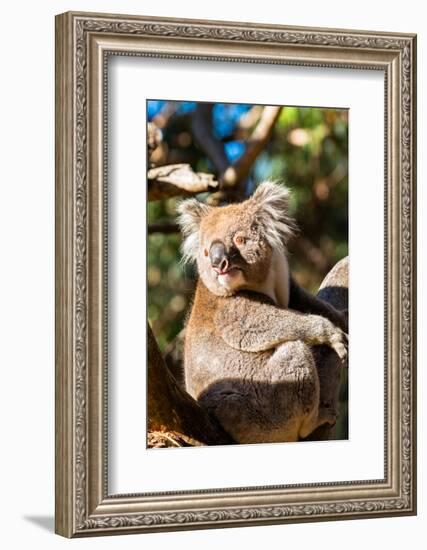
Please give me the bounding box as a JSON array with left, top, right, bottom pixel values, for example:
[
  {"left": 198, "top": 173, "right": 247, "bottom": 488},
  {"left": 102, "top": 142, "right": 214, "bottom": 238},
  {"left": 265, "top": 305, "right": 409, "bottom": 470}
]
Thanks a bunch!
[{"left": 209, "top": 241, "right": 229, "bottom": 272}]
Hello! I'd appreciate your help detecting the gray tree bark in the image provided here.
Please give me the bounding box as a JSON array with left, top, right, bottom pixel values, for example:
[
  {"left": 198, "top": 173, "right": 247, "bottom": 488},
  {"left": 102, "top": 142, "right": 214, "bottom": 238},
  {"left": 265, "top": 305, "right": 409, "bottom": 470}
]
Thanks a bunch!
[
  {"left": 147, "top": 325, "right": 233, "bottom": 447},
  {"left": 303, "top": 256, "right": 348, "bottom": 441}
]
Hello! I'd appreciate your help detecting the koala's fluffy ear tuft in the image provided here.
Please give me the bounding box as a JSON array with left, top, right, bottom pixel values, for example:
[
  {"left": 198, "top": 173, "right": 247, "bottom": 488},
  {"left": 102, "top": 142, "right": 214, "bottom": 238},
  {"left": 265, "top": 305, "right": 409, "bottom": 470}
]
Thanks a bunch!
[
  {"left": 176, "top": 198, "right": 212, "bottom": 263},
  {"left": 249, "top": 181, "right": 297, "bottom": 248}
]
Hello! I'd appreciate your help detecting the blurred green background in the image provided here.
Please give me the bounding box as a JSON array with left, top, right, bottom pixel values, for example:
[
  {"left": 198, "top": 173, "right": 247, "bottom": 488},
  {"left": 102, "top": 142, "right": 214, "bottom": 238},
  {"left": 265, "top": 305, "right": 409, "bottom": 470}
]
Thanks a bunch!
[{"left": 147, "top": 100, "right": 348, "bottom": 439}]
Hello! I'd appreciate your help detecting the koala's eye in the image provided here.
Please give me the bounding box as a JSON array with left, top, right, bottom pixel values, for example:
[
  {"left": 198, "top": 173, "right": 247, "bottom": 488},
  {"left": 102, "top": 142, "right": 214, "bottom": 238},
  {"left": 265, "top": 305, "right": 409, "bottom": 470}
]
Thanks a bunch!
[
  {"left": 204, "top": 248, "right": 209, "bottom": 257},
  {"left": 234, "top": 235, "right": 245, "bottom": 246}
]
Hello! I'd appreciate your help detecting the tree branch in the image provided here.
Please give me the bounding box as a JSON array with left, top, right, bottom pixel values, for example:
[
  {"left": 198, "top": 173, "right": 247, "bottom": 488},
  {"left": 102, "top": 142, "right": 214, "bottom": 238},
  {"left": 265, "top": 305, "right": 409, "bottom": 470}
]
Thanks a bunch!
[
  {"left": 147, "top": 324, "right": 234, "bottom": 447},
  {"left": 148, "top": 105, "right": 281, "bottom": 205},
  {"left": 222, "top": 106, "right": 282, "bottom": 189},
  {"left": 147, "top": 164, "right": 218, "bottom": 201},
  {"left": 192, "top": 104, "right": 230, "bottom": 176},
  {"left": 192, "top": 105, "right": 282, "bottom": 202},
  {"left": 147, "top": 122, "right": 162, "bottom": 157},
  {"left": 148, "top": 223, "right": 180, "bottom": 234}
]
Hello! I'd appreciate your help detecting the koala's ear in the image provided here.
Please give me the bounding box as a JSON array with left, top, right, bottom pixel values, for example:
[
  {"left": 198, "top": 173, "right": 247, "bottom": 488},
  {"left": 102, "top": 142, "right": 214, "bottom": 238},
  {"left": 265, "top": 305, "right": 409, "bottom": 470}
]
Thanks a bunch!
[
  {"left": 249, "top": 181, "right": 296, "bottom": 248},
  {"left": 176, "top": 199, "right": 212, "bottom": 263}
]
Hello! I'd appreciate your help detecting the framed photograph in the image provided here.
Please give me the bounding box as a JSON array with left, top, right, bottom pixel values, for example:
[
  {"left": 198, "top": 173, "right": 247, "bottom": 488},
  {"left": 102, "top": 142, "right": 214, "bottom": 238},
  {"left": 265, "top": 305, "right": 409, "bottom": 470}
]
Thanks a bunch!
[{"left": 55, "top": 11, "right": 417, "bottom": 537}]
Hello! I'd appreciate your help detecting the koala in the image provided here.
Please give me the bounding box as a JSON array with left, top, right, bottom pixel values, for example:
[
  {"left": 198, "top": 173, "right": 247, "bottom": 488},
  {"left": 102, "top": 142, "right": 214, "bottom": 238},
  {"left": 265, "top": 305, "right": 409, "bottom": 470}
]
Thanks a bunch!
[{"left": 177, "top": 181, "right": 348, "bottom": 444}]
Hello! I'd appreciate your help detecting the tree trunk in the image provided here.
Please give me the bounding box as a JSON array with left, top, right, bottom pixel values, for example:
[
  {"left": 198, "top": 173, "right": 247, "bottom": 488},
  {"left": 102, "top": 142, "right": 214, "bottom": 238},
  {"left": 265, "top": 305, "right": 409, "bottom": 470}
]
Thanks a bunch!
[
  {"left": 303, "top": 256, "right": 348, "bottom": 441},
  {"left": 147, "top": 325, "right": 233, "bottom": 447}
]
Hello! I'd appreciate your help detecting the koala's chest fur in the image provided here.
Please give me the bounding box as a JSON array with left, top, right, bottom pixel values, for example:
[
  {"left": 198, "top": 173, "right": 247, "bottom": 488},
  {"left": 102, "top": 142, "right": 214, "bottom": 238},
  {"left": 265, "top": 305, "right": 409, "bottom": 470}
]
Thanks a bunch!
[
  {"left": 182, "top": 272, "right": 322, "bottom": 444},
  {"left": 184, "top": 280, "right": 275, "bottom": 399},
  {"left": 250, "top": 248, "right": 290, "bottom": 308}
]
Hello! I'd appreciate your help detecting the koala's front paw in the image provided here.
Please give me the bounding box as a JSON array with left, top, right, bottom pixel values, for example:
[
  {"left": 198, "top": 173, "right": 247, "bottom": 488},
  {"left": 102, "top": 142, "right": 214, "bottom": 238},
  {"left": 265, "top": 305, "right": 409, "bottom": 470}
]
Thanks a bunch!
[{"left": 329, "top": 329, "right": 348, "bottom": 364}]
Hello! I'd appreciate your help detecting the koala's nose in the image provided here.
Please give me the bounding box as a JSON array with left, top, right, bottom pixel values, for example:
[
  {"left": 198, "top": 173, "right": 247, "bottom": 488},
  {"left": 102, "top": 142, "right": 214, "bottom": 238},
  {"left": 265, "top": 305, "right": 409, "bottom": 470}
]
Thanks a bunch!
[{"left": 209, "top": 241, "right": 229, "bottom": 272}]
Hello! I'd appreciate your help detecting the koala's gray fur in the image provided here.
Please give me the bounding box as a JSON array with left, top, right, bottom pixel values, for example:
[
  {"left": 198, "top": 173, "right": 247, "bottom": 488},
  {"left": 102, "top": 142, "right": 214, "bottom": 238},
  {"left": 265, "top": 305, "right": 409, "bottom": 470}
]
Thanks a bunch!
[{"left": 177, "top": 181, "right": 347, "bottom": 444}]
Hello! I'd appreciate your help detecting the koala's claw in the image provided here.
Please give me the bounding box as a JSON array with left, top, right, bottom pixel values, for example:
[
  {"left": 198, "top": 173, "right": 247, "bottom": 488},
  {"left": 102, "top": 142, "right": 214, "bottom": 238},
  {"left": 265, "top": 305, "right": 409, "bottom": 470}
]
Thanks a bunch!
[{"left": 330, "top": 330, "right": 348, "bottom": 364}]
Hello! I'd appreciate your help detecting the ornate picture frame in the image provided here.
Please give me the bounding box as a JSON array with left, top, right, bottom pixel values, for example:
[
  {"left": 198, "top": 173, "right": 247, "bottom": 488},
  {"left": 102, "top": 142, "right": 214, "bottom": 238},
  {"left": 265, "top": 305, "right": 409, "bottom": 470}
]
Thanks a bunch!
[{"left": 55, "top": 11, "right": 417, "bottom": 537}]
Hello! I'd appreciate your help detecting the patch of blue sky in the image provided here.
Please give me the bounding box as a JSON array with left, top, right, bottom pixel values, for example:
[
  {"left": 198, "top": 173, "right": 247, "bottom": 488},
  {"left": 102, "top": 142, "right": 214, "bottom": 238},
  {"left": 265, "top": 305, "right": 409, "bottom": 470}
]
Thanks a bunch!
[
  {"left": 147, "top": 100, "right": 166, "bottom": 120},
  {"left": 213, "top": 103, "right": 252, "bottom": 139},
  {"left": 224, "top": 141, "right": 245, "bottom": 163},
  {"left": 176, "top": 102, "right": 197, "bottom": 114}
]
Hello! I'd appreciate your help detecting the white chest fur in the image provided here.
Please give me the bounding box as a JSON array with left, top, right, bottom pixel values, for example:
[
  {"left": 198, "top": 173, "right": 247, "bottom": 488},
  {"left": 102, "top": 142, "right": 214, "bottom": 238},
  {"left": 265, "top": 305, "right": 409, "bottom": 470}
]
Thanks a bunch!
[{"left": 251, "top": 248, "right": 290, "bottom": 308}]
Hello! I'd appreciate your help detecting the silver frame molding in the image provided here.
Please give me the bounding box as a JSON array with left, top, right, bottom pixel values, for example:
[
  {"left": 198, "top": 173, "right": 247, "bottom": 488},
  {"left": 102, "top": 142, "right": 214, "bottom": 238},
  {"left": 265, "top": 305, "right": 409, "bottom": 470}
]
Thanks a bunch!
[{"left": 55, "top": 11, "right": 417, "bottom": 538}]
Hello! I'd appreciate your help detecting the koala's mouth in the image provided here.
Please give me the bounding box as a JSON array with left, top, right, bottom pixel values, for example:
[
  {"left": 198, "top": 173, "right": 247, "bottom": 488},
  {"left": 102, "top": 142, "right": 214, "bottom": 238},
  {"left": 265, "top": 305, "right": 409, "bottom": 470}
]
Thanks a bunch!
[{"left": 213, "top": 266, "right": 242, "bottom": 278}]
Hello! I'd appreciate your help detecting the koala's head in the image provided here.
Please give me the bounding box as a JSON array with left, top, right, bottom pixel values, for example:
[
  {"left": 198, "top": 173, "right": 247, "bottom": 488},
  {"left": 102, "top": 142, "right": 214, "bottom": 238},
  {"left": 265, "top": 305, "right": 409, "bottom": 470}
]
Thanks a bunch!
[{"left": 177, "top": 181, "right": 296, "bottom": 297}]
